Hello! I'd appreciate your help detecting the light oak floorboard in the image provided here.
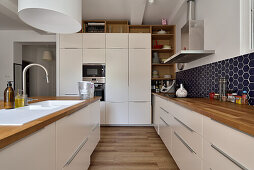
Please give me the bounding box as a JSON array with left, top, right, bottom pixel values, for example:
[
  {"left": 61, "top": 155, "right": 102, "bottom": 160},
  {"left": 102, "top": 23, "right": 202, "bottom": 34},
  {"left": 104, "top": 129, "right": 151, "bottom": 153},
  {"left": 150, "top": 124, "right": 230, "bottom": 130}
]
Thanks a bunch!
[{"left": 89, "top": 126, "right": 179, "bottom": 170}]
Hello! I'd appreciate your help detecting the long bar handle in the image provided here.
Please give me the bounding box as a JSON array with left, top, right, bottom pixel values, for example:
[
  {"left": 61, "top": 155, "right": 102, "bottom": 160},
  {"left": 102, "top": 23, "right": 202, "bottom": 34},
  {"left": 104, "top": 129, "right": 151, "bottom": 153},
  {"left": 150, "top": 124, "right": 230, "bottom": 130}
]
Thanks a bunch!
[
  {"left": 160, "top": 107, "right": 169, "bottom": 114},
  {"left": 174, "top": 117, "right": 194, "bottom": 132},
  {"left": 174, "top": 132, "right": 196, "bottom": 154},
  {"left": 211, "top": 144, "right": 248, "bottom": 170}
]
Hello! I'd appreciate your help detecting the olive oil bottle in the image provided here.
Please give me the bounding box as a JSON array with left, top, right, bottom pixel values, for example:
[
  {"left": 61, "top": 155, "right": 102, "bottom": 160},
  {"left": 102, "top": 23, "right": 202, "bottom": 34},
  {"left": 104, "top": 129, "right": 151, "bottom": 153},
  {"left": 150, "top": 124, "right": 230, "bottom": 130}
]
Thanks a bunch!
[{"left": 4, "top": 81, "right": 15, "bottom": 109}]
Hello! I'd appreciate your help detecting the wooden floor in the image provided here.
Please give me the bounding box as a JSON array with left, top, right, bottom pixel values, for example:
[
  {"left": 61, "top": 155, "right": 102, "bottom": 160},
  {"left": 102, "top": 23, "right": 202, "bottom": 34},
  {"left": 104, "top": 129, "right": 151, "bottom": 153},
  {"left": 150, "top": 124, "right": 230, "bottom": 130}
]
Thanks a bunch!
[{"left": 89, "top": 126, "right": 179, "bottom": 170}]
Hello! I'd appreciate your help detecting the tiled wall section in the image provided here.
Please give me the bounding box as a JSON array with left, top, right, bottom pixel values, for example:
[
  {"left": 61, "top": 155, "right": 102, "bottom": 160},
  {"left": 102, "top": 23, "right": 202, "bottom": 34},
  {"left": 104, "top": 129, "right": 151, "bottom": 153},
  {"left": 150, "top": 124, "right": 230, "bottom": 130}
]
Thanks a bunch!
[{"left": 176, "top": 52, "right": 254, "bottom": 104}]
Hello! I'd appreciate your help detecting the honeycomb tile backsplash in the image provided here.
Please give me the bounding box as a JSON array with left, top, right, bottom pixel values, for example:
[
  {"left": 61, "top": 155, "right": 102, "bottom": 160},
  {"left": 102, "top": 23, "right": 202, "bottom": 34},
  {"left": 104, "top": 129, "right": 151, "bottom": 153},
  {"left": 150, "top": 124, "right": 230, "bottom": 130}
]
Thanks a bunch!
[{"left": 176, "top": 52, "right": 254, "bottom": 105}]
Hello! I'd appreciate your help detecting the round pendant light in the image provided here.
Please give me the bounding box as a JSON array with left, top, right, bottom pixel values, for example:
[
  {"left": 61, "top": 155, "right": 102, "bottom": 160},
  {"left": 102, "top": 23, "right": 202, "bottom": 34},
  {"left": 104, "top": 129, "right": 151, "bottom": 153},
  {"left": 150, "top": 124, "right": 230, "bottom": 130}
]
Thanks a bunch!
[{"left": 18, "top": 0, "right": 82, "bottom": 33}]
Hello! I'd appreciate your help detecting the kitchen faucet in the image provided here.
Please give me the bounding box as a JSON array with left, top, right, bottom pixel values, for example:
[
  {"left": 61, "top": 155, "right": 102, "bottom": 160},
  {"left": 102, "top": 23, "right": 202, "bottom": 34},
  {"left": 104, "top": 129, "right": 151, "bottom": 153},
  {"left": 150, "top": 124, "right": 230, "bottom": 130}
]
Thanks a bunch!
[{"left": 23, "top": 64, "right": 49, "bottom": 105}]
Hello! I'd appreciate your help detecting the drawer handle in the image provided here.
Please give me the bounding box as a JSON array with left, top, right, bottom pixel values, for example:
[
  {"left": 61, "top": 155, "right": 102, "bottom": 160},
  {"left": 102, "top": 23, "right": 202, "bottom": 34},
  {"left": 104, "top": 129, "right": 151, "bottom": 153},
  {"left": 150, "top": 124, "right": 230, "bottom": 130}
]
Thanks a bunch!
[
  {"left": 211, "top": 144, "right": 248, "bottom": 170},
  {"left": 174, "top": 117, "right": 194, "bottom": 132},
  {"left": 160, "top": 107, "right": 169, "bottom": 114},
  {"left": 64, "top": 137, "right": 89, "bottom": 167},
  {"left": 174, "top": 132, "right": 196, "bottom": 154},
  {"left": 92, "top": 123, "right": 100, "bottom": 131},
  {"left": 160, "top": 117, "right": 169, "bottom": 126}
]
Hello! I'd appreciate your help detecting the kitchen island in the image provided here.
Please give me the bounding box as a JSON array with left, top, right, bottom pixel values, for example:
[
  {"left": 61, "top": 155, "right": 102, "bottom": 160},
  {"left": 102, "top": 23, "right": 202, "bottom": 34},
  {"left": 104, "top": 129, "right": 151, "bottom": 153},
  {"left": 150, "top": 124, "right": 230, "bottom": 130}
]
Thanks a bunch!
[{"left": 0, "top": 96, "right": 101, "bottom": 170}]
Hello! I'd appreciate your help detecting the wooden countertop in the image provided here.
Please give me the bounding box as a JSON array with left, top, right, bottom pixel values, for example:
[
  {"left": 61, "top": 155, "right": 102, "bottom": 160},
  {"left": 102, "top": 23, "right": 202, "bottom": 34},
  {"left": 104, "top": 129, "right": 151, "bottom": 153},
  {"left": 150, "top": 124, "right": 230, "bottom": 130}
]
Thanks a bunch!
[
  {"left": 0, "top": 96, "right": 101, "bottom": 149},
  {"left": 153, "top": 93, "right": 254, "bottom": 137}
]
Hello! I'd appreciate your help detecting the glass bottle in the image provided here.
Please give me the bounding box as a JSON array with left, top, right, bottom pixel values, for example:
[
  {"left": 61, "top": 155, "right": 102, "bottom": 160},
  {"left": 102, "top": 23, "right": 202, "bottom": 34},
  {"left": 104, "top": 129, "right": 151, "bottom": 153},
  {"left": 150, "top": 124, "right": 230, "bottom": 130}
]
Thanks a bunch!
[
  {"left": 219, "top": 78, "right": 227, "bottom": 101},
  {"left": 15, "top": 89, "right": 24, "bottom": 108}
]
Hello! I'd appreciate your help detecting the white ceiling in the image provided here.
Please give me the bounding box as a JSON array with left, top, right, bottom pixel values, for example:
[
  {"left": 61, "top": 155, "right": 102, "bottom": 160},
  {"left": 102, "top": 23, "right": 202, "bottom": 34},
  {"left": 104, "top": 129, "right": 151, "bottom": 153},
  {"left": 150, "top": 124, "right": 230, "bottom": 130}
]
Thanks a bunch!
[{"left": 0, "top": 0, "right": 181, "bottom": 31}]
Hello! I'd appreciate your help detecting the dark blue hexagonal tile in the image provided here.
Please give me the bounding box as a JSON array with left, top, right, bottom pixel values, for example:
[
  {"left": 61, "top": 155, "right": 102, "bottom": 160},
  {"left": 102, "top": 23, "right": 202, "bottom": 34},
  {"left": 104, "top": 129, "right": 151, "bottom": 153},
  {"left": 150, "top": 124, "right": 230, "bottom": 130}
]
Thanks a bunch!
[
  {"left": 250, "top": 83, "right": 254, "bottom": 90},
  {"left": 229, "top": 83, "right": 234, "bottom": 89},
  {"left": 250, "top": 76, "right": 254, "bottom": 82},
  {"left": 233, "top": 60, "right": 238, "bottom": 66},
  {"left": 238, "top": 83, "right": 243, "bottom": 89},
  {"left": 229, "top": 64, "right": 234, "bottom": 70},
  {"left": 243, "top": 57, "right": 250, "bottom": 64},
  {"left": 233, "top": 80, "right": 238, "bottom": 86},
  {"left": 238, "top": 76, "right": 244, "bottom": 82},
  {"left": 233, "top": 73, "right": 238, "bottom": 79},
  {"left": 237, "top": 62, "right": 244, "bottom": 69},
  {"left": 229, "top": 70, "right": 234, "bottom": 76},
  {"left": 249, "top": 91, "right": 254, "bottom": 97},
  {"left": 250, "top": 53, "right": 254, "bottom": 60},
  {"left": 250, "top": 60, "right": 254, "bottom": 67},
  {"left": 237, "top": 55, "right": 243, "bottom": 62},
  {"left": 233, "top": 66, "right": 238, "bottom": 73},
  {"left": 243, "top": 65, "right": 250, "bottom": 72},
  {"left": 250, "top": 68, "right": 254, "bottom": 75},
  {"left": 243, "top": 80, "right": 249, "bottom": 86},
  {"left": 243, "top": 73, "right": 250, "bottom": 79},
  {"left": 238, "top": 69, "right": 244, "bottom": 76}
]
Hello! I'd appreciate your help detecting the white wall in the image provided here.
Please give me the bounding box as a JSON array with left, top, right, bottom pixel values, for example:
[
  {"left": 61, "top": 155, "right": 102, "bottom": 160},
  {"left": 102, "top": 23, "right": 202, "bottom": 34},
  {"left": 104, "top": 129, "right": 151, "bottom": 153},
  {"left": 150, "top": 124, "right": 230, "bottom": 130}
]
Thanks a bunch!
[
  {"left": 170, "top": 0, "right": 252, "bottom": 71},
  {"left": 22, "top": 45, "right": 56, "bottom": 97},
  {"left": 0, "top": 30, "right": 55, "bottom": 99}
]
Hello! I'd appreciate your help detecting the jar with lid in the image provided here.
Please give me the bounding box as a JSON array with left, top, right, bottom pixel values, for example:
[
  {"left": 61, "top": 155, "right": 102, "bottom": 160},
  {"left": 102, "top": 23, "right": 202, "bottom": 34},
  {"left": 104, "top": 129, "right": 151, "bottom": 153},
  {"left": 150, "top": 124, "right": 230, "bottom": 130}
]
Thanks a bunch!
[
  {"left": 242, "top": 91, "right": 248, "bottom": 104},
  {"left": 219, "top": 78, "right": 227, "bottom": 101}
]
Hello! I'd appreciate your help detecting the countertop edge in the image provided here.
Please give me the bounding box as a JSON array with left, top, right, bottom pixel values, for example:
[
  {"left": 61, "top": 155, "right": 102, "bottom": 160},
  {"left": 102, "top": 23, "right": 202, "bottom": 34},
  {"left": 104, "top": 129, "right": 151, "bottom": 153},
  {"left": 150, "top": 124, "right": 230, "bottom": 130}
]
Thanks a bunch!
[
  {"left": 0, "top": 97, "right": 101, "bottom": 150},
  {"left": 152, "top": 93, "right": 254, "bottom": 137}
]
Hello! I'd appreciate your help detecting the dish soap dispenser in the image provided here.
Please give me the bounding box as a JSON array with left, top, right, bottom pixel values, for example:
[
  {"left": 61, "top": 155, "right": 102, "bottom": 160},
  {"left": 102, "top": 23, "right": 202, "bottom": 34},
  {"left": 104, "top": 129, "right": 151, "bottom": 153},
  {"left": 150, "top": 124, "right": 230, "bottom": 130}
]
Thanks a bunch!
[{"left": 4, "top": 81, "right": 15, "bottom": 109}]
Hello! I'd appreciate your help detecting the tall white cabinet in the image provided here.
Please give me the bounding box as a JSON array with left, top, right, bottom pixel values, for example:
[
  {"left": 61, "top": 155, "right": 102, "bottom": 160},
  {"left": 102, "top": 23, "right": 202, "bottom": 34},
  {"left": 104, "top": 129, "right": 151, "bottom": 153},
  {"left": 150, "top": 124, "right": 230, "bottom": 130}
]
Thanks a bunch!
[{"left": 59, "top": 34, "right": 83, "bottom": 96}]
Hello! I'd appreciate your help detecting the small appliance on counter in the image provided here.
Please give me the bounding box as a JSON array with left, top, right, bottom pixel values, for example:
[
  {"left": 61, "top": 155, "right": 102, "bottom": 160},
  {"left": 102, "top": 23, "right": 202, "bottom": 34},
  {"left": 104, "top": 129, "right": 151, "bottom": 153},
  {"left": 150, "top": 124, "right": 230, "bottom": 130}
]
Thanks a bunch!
[
  {"left": 78, "top": 81, "right": 94, "bottom": 100},
  {"left": 160, "top": 80, "right": 176, "bottom": 93}
]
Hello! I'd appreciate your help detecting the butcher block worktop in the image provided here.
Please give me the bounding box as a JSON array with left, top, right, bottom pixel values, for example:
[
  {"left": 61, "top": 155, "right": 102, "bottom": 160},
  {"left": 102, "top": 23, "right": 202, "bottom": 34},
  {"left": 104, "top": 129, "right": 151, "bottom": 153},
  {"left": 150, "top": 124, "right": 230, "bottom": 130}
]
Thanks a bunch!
[
  {"left": 153, "top": 93, "right": 254, "bottom": 137},
  {"left": 0, "top": 96, "right": 101, "bottom": 149}
]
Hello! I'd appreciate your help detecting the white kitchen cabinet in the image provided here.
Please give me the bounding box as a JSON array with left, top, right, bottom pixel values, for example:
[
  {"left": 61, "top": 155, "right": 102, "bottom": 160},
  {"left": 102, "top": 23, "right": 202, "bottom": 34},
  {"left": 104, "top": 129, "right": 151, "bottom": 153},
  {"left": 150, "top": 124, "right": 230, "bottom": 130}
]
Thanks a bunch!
[
  {"left": 60, "top": 33, "right": 83, "bottom": 49},
  {"left": 100, "top": 101, "right": 106, "bottom": 124},
  {"left": 83, "top": 33, "right": 105, "bottom": 49},
  {"left": 106, "top": 49, "right": 128, "bottom": 102},
  {"left": 129, "top": 33, "right": 151, "bottom": 49},
  {"left": 0, "top": 123, "right": 56, "bottom": 170},
  {"left": 62, "top": 137, "right": 90, "bottom": 170},
  {"left": 129, "top": 102, "right": 151, "bottom": 124},
  {"left": 172, "top": 131, "right": 202, "bottom": 170},
  {"left": 59, "top": 49, "right": 82, "bottom": 96},
  {"left": 56, "top": 107, "right": 90, "bottom": 169},
  {"left": 159, "top": 116, "right": 172, "bottom": 152},
  {"left": 152, "top": 95, "right": 161, "bottom": 134},
  {"left": 203, "top": 116, "right": 254, "bottom": 170},
  {"left": 106, "top": 33, "right": 128, "bottom": 48},
  {"left": 129, "top": 49, "right": 151, "bottom": 101},
  {"left": 106, "top": 102, "right": 129, "bottom": 124},
  {"left": 83, "top": 49, "right": 105, "bottom": 64}
]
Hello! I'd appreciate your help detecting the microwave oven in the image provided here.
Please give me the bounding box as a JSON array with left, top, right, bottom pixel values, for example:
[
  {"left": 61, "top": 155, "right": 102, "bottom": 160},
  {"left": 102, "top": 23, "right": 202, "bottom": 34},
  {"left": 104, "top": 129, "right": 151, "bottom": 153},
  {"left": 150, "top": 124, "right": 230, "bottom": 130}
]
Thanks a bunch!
[{"left": 83, "top": 64, "right": 105, "bottom": 78}]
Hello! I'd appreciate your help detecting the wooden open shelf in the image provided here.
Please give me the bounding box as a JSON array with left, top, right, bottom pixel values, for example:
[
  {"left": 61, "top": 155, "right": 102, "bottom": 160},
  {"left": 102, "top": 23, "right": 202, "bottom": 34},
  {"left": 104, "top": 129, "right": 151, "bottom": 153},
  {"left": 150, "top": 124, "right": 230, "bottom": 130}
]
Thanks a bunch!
[
  {"left": 105, "top": 21, "right": 128, "bottom": 33},
  {"left": 152, "top": 49, "right": 173, "bottom": 52},
  {"left": 152, "top": 78, "right": 175, "bottom": 81},
  {"left": 129, "top": 25, "right": 151, "bottom": 33},
  {"left": 152, "top": 64, "right": 174, "bottom": 66}
]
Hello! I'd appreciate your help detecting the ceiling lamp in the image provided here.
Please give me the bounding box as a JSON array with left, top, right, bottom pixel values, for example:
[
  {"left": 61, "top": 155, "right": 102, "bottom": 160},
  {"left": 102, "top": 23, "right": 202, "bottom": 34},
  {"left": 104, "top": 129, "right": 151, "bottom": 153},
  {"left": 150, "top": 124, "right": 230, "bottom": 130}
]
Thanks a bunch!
[{"left": 18, "top": 0, "right": 82, "bottom": 33}]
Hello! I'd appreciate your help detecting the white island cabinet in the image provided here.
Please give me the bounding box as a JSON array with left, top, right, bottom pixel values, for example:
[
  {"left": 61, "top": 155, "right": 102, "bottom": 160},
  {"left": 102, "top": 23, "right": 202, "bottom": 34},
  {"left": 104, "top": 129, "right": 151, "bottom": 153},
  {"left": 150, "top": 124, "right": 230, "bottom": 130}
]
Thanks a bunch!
[
  {"left": 0, "top": 123, "right": 56, "bottom": 170},
  {"left": 0, "top": 100, "right": 100, "bottom": 170}
]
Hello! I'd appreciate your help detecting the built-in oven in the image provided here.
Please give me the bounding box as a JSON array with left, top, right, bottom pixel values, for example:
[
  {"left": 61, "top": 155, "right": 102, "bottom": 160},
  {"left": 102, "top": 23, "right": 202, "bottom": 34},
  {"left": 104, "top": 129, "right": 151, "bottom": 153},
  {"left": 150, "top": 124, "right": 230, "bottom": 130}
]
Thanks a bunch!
[
  {"left": 83, "top": 77, "right": 105, "bottom": 101},
  {"left": 83, "top": 64, "right": 105, "bottom": 78}
]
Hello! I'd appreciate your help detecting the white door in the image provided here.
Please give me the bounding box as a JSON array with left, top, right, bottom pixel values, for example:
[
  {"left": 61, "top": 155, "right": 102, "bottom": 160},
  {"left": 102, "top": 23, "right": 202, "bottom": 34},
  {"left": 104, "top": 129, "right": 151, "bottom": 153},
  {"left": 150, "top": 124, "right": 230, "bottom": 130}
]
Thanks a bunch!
[
  {"left": 129, "top": 49, "right": 151, "bottom": 101},
  {"left": 83, "top": 33, "right": 105, "bottom": 49},
  {"left": 129, "top": 33, "right": 151, "bottom": 49},
  {"left": 60, "top": 33, "right": 83, "bottom": 49},
  {"left": 83, "top": 49, "right": 105, "bottom": 64},
  {"left": 0, "top": 123, "right": 56, "bottom": 170},
  {"left": 100, "top": 101, "right": 106, "bottom": 124},
  {"left": 106, "top": 102, "right": 129, "bottom": 124},
  {"left": 59, "top": 49, "right": 82, "bottom": 96},
  {"left": 106, "top": 49, "right": 128, "bottom": 102},
  {"left": 129, "top": 102, "right": 151, "bottom": 124},
  {"left": 106, "top": 33, "right": 128, "bottom": 48}
]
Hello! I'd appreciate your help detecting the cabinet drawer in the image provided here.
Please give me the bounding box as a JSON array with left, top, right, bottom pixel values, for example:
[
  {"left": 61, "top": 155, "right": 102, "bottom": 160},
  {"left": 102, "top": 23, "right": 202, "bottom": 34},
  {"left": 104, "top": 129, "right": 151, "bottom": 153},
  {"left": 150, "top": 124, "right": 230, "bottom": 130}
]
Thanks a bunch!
[
  {"left": 168, "top": 101, "right": 203, "bottom": 135},
  {"left": 83, "top": 49, "right": 105, "bottom": 63},
  {"left": 173, "top": 116, "right": 203, "bottom": 158},
  {"left": 63, "top": 137, "right": 90, "bottom": 170},
  {"left": 106, "top": 33, "right": 128, "bottom": 48},
  {"left": 106, "top": 102, "right": 128, "bottom": 124},
  {"left": 172, "top": 131, "right": 202, "bottom": 170},
  {"left": 203, "top": 116, "right": 254, "bottom": 169},
  {"left": 60, "top": 34, "right": 83, "bottom": 49},
  {"left": 129, "top": 33, "right": 151, "bottom": 49},
  {"left": 203, "top": 139, "right": 248, "bottom": 170},
  {"left": 159, "top": 116, "right": 172, "bottom": 152},
  {"left": 83, "top": 33, "right": 105, "bottom": 49}
]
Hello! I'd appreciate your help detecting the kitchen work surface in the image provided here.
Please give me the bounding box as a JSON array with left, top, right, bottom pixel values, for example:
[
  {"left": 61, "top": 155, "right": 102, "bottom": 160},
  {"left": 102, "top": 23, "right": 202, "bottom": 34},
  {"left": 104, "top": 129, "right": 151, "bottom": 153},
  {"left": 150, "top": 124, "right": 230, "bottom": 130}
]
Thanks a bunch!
[
  {"left": 89, "top": 126, "right": 179, "bottom": 170},
  {"left": 0, "top": 96, "right": 101, "bottom": 149},
  {"left": 153, "top": 93, "right": 254, "bottom": 136}
]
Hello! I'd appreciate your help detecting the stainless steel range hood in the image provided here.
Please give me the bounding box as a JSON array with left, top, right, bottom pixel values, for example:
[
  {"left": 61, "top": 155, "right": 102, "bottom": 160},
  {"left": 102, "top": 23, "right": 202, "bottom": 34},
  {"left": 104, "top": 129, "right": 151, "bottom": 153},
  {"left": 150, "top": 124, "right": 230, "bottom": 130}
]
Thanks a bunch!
[{"left": 164, "top": 0, "right": 215, "bottom": 64}]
